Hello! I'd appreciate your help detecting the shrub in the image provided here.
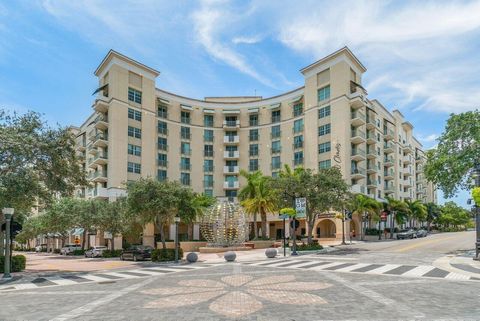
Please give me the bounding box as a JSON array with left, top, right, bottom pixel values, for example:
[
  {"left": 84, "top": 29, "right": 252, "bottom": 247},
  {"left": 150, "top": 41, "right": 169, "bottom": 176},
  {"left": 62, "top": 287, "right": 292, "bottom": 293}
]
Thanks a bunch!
[
  {"left": 53, "top": 249, "right": 61, "bottom": 254},
  {"left": 72, "top": 249, "right": 85, "bottom": 256},
  {"left": 102, "top": 250, "right": 122, "bottom": 258},
  {"left": 151, "top": 248, "right": 184, "bottom": 262},
  {"left": 365, "top": 228, "right": 381, "bottom": 235},
  {"left": 297, "top": 244, "right": 323, "bottom": 251},
  {"left": 0, "top": 255, "right": 26, "bottom": 273}
]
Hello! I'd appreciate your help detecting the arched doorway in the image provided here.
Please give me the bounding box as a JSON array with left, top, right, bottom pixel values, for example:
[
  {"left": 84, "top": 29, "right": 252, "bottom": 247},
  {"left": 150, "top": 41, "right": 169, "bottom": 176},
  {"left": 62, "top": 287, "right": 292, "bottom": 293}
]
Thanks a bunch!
[{"left": 316, "top": 219, "right": 336, "bottom": 238}]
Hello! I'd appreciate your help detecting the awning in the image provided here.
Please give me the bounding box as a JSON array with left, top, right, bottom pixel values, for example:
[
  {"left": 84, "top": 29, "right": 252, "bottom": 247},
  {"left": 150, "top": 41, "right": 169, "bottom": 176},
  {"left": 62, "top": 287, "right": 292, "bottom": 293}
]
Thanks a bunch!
[
  {"left": 222, "top": 109, "right": 240, "bottom": 114},
  {"left": 269, "top": 103, "right": 281, "bottom": 109},
  {"left": 158, "top": 98, "right": 170, "bottom": 105},
  {"left": 203, "top": 109, "right": 215, "bottom": 114},
  {"left": 247, "top": 108, "right": 259, "bottom": 113},
  {"left": 71, "top": 228, "right": 85, "bottom": 236},
  {"left": 180, "top": 104, "right": 193, "bottom": 110},
  {"left": 92, "top": 84, "right": 108, "bottom": 95},
  {"left": 291, "top": 95, "right": 303, "bottom": 103}
]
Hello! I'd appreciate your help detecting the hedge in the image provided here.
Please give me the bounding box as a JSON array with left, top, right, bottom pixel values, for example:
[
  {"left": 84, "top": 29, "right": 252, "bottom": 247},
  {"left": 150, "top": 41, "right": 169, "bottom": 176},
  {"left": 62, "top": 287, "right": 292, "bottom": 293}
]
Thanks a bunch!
[
  {"left": 71, "top": 249, "right": 85, "bottom": 256},
  {"left": 0, "top": 255, "right": 26, "bottom": 273},
  {"left": 152, "top": 248, "right": 183, "bottom": 262},
  {"left": 102, "top": 250, "right": 122, "bottom": 258},
  {"left": 297, "top": 244, "right": 323, "bottom": 251}
]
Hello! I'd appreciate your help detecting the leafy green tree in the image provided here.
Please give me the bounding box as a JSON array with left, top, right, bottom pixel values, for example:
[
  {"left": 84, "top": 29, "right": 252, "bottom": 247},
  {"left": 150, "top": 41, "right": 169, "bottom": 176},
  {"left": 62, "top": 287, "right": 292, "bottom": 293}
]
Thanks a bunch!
[
  {"left": 43, "top": 198, "right": 78, "bottom": 247},
  {"left": 238, "top": 170, "right": 263, "bottom": 239},
  {"left": 405, "top": 200, "right": 427, "bottom": 227},
  {"left": 425, "top": 110, "right": 480, "bottom": 198},
  {"left": 382, "top": 197, "right": 408, "bottom": 238},
  {"left": 472, "top": 187, "right": 480, "bottom": 206},
  {"left": 15, "top": 215, "right": 46, "bottom": 247},
  {"left": 241, "top": 178, "right": 277, "bottom": 239},
  {"left": 96, "top": 198, "right": 129, "bottom": 250},
  {"left": 0, "top": 110, "right": 86, "bottom": 254},
  {"left": 182, "top": 193, "right": 215, "bottom": 240},
  {"left": 425, "top": 202, "right": 441, "bottom": 231},
  {"left": 348, "top": 194, "right": 380, "bottom": 240},
  {"left": 437, "top": 202, "right": 472, "bottom": 230},
  {"left": 273, "top": 165, "right": 349, "bottom": 244}
]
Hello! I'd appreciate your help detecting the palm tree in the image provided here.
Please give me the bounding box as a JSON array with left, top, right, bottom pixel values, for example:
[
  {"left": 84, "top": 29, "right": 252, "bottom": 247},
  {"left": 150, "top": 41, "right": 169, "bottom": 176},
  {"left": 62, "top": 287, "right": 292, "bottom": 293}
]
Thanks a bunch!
[
  {"left": 241, "top": 178, "right": 277, "bottom": 239},
  {"left": 425, "top": 202, "right": 441, "bottom": 231},
  {"left": 383, "top": 197, "right": 408, "bottom": 238},
  {"left": 239, "top": 170, "right": 263, "bottom": 239},
  {"left": 348, "top": 194, "right": 380, "bottom": 240},
  {"left": 405, "top": 200, "right": 427, "bottom": 228}
]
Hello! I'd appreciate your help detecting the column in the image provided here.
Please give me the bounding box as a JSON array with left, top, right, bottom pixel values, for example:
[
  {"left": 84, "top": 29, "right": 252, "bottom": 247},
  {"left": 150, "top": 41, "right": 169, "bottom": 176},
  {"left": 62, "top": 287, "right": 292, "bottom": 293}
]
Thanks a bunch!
[
  {"left": 169, "top": 224, "right": 176, "bottom": 241},
  {"left": 142, "top": 223, "right": 155, "bottom": 248},
  {"left": 193, "top": 224, "right": 200, "bottom": 240}
]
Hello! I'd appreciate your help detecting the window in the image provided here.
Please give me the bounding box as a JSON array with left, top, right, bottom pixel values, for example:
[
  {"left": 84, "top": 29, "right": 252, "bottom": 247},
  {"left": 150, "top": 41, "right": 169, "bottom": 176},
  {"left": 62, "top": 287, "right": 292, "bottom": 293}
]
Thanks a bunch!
[
  {"left": 128, "top": 126, "right": 141, "bottom": 139},
  {"left": 180, "top": 173, "right": 190, "bottom": 185},
  {"left": 204, "top": 189, "right": 213, "bottom": 197},
  {"left": 181, "top": 142, "right": 191, "bottom": 155},
  {"left": 294, "top": 151, "right": 304, "bottom": 165},
  {"left": 181, "top": 126, "right": 191, "bottom": 139},
  {"left": 249, "top": 114, "right": 258, "bottom": 126},
  {"left": 128, "top": 108, "right": 142, "bottom": 121},
  {"left": 204, "top": 145, "right": 214, "bottom": 157},
  {"left": 317, "top": 85, "right": 330, "bottom": 102},
  {"left": 271, "top": 140, "right": 281, "bottom": 154},
  {"left": 158, "top": 153, "right": 167, "bottom": 167},
  {"left": 249, "top": 159, "right": 258, "bottom": 171},
  {"left": 272, "top": 172, "right": 279, "bottom": 178},
  {"left": 293, "top": 119, "right": 304, "bottom": 133},
  {"left": 293, "top": 103, "right": 303, "bottom": 117},
  {"left": 271, "top": 156, "right": 281, "bottom": 170},
  {"left": 271, "top": 110, "right": 281, "bottom": 123},
  {"left": 204, "top": 129, "right": 214, "bottom": 142},
  {"left": 158, "top": 105, "right": 168, "bottom": 118},
  {"left": 294, "top": 135, "right": 303, "bottom": 149},
  {"left": 225, "top": 190, "right": 237, "bottom": 198},
  {"left": 181, "top": 111, "right": 190, "bottom": 124},
  {"left": 204, "top": 175, "right": 214, "bottom": 188},
  {"left": 271, "top": 125, "right": 281, "bottom": 139},
  {"left": 158, "top": 137, "right": 167, "bottom": 151},
  {"left": 249, "top": 129, "right": 259, "bottom": 141},
  {"left": 204, "top": 159, "right": 214, "bottom": 172},
  {"left": 128, "top": 144, "right": 141, "bottom": 156},
  {"left": 157, "top": 169, "right": 167, "bottom": 181},
  {"left": 128, "top": 87, "right": 142, "bottom": 104},
  {"left": 318, "top": 124, "right": 331, "bottom": 136},
  {"left": 318, "top": 142, "right": 331, "bottom": 154},
  {"left": 204, "top": 115, "right": 214, "bottom": 127},
  {"left": 127, "top": 162, "right": 141, "bottom": 174},
  {"left": 180, "top": 157, "right": 191, "bottom": 170},
  {"left": 318, "top": 105, "right": 331, "bottom": 119},
  {"left": 319, "top": 159, "right": 331, "bottom": 169},
  {"left": 158, "top": 121, "right": 167, "bottom": 135},
  {"left": 249, "top": 144, "right": 259, "bottom": 156}
]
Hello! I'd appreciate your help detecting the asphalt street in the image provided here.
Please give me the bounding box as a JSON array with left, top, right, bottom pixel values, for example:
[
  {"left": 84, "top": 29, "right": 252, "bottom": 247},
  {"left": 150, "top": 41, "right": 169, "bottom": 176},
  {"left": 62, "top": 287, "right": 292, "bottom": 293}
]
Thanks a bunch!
[{"left": 0, "top": 231, "right": 478, "bottom": 321}]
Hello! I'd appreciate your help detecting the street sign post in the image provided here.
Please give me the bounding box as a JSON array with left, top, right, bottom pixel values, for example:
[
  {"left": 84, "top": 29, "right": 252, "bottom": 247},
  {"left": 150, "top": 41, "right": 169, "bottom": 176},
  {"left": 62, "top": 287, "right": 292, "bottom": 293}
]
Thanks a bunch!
[{"left": 278, "top": 214, "right": 289, "bottom": 257}]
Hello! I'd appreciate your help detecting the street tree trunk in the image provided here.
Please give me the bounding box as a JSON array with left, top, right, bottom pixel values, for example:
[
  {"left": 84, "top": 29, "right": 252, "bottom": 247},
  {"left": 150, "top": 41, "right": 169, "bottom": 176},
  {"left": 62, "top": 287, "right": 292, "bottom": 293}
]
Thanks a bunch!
[
  {"left": 187, "top": 223, "right": 194, "bottom": 241},
  {"left": 253, "top": 212, "right": 258, "bottom": 239},
  {"left": 260, "top": 208, "right": 267, "bottom": 239},
  {"left": 307, "top": 218, "right": 314, "bottom": 245},
  {"left": 82, "top": 229, "right": 87, "bottom": 249}
]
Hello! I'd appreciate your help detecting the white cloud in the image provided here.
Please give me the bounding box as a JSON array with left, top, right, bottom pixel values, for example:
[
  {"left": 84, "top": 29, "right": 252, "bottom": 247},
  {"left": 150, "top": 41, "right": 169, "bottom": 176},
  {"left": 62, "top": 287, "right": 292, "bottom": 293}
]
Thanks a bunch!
[{"left": 232, "top": 35, "right": 263, "bottom": 45}]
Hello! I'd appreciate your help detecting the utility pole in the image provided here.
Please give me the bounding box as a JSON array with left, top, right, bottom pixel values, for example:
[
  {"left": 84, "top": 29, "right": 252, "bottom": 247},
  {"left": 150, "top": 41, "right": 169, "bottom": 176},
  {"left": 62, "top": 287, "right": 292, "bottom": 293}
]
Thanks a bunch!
[{"left": 473, "top": 163, "right": 480, "bottom": 261}]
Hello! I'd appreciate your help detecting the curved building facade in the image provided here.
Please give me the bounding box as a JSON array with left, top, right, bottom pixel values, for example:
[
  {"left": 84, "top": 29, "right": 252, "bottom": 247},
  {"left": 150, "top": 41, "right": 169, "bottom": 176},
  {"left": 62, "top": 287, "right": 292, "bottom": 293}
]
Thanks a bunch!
[{"left": 72, "top": 47, "right": 436, "bottom": 246}]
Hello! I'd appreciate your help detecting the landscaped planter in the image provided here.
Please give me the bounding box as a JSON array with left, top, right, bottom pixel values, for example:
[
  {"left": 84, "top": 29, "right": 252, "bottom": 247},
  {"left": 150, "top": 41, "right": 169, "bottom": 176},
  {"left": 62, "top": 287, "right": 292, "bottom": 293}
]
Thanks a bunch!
[
  {"left": 249, "top": 240, "right": 275, "bottom": 249},
  {"left": 156, "top": 241, "right": 207, "bottom": 252}
]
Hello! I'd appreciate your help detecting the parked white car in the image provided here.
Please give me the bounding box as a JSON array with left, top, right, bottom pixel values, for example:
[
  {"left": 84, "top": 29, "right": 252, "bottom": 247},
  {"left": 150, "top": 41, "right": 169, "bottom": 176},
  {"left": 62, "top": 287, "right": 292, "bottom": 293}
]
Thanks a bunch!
[
  {"left": 84, "top": 246, "right": 108, "bottom": 258},
  {"left": 60, "top": 244, "right": 82, "bottom": 255}
]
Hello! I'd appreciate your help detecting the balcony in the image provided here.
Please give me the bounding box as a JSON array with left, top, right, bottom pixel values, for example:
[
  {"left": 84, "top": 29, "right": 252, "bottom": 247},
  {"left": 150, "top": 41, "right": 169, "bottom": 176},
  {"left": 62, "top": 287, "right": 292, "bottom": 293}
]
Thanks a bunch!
[
  {"left": 403, "top": 155, "right": 412, "bottom": 165},
  {"left": 294, "top": 158, "right": 304, "bottom": 166},
  {"left": 180, "top": 148, "right": 191, "bottom": 156},
  {"left": 94, "top": 114, "right": 108, "bottom": 130},
  {"left": 383, "top": 129, "right": 394, "bottom": 140},
  {"left": 384, "top": 169, "right": 394, "bottom": 180},
  {"left": 415, "top": 155, "right": 423, "bottom": 163},
  {"left": 91, "top": 187, "right": 108, "bottom": 199},
  {"left": 224, "top": 151, "right": 239, "bottom": 159},
  {"left": 180, "top": 163, "right": 191, "bottom": 171},
  {"left": 367, "top": 179, "right": 377, "bottom": 188},
  {"left": 204, "top": 165, "right": 214, "bottom": 172},
  {"left": 350, "top": 110, "right": 366, "bottom": 126},
  {"left": 351, "top": 148, "right": 366, "bottom": 161},
  {"left": 351, "top": 184, "right": 366, "bottom": 194},
  {"left": 271, "top": 148, "right": 281, "bottom": 154},
  {"left": 223, "top": 120, "right": 240, "bottom": 128},
  {"left": 404, "top": 170, "right": 413, "bottom": 177},
  {"left": 404, "top": 144, "right": 414, "bottom": 154},
  {"left": 367, "top": 163, "right": 379, "bottom": 174},
  {"left": 93, "top": 97, "right": 109, "bottom": 113},
  {"left": 403, "top": 179, "right": 413, "bottom": 187},
  {"left": 366, "top": 132, "right": 376, "bottom": 144},
  {"left": 383, "top": 142, "right": 394, "bottom": 154},
  {"left": 157, "top": 159, "right": 168, "bottom": 167},
  {"left": 416, "top": 165, "right": 423, "bottom": 173},
  {"left": 351, "top": 167, "right": 366, "bottom": 179},
  {"left": 350, "top": 129, "right": 366, "bottom": 144},
  {"left": 417, "top": 187, "right": 425, "bottom": 194},
  {"left": 92, "top": 133, "right": 108, "bottom": 148},
  {"left": 384, "top": 185, "right": 395, "bottom": 194},
  {"left": 204, "top": 151, "right": 214, "bottom": 158},
  {"left": 384, "top": 157, "right": 394, "bottom": 167},
  {"left": 366, "top": 147, "right": 376, "bottom": 159},
  {"left": 224, "top": 166, "right": 239, "bottom": 174},
  {"left": 293, "top": 141, "right": 303, "bottom": 149},
  {"left": 203, "top": 180, "right": 214, "bottom": 188},
  {"left": 92, "top": 152, "right": 108, "bottom": 166},
  {"left": 224, "top": 136, "right": 240, "bottom": 144},
  {"left": 89, "top": 170, "right": 108, "bottom": 183},
  {"left": 224, "top": 181, "right": 239, "bottom": 189},
  {"left": 348, "top": 84, "right": 367, "bottom": 109},
  {"left": 366, "top": 116, "right": 375, "bottom": 130}
]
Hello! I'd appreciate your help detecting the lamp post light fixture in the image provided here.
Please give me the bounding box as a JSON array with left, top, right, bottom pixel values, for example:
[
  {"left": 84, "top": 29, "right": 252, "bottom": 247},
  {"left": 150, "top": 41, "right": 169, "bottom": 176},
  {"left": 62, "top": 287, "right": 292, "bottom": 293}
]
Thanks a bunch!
[
  {"left": 283, "top": 191, "right": 298, "bottom": 256},
  {"left": 2, "top": 208, "right": 14, "bottom": 279},
  {"left": 174, "top": 216, "right": 181, "bottom": 264},
  {"left": 472, "top": 162, "right": 480, "bottom": 261}
]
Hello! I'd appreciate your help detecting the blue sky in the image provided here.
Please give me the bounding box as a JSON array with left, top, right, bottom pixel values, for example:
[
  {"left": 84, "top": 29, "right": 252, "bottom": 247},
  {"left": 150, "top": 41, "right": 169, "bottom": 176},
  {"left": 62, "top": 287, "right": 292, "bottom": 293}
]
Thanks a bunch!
[{"left": 1, "top": 0, "right": 479, "bottom": 207}]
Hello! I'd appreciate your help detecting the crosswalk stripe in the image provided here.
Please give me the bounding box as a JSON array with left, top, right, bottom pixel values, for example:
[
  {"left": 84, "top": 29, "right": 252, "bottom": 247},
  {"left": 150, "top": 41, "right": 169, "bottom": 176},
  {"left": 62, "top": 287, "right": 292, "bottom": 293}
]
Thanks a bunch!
[
  {"left": 335, "top": 263, "right": 371, "bottom": 272},
  {"left": 127, "top": 269, "right": 165, "bottom": 276},
  {"left": 80, "top": 274, "right": 114, "bottom": 282},
  {"left": 44, "top": 277, "right": 78, "bottom": 286},
  {"left": 365, "top": 264, "right": 402, "bottom": 274},
  {"left": 145, "top": 266, "right": 194, "bottom": 272},
  {"left": 287, "top": 261, "right": 320, "bottom": 268},
  {"left": 104, "top": 272, "right": 139, "bottom": 278},
  {"left": 401, "top": 265, "right": 435, "bottom": 277},
  {"left": 11, "top": 283, "right": 38, "bottom": 290},
  {"left": 445, "top": 272, "right": 470, "bottom": 281},
  {"left": 309, "top": 262, "right": 348, "bottom": 271}
]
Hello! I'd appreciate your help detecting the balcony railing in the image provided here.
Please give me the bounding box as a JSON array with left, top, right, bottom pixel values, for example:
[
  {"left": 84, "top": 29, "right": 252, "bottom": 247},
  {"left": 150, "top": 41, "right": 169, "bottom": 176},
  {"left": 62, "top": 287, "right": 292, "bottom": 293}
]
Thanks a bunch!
[
  {"left": 223, "top": 120, "right": 240, "bottom": 127},
  {"left": 157, "top": 159, "right": 168, "bottom": 167},
  {"left": 224, "top": 181, "right": 239, "bottom": 189},
  {"left": 351, "top": 167, "right": 366, "bottom": 175},
  {"left": 294, "top": 158, "right": 304, "bottom": 166},
  {"left": 351, "top": 148, "right": 366, "bottom": 157},
  {"left": 224, "top": 136, "right": 239, "bottom": 143},
  {"left": 224, "top": 151, "right": 239, "bottom": 158},
  {"left": 180, "top": 163, "right": 191, "bottom": 171},
  {"left": 224, "top": 166, "right": 239, "bottom": 174},
  {"left": 351, "top": 129, "right": 366, "bottom": 139},
  {"left": 203, "top": 165, "right": 214, "bottom": 172}
]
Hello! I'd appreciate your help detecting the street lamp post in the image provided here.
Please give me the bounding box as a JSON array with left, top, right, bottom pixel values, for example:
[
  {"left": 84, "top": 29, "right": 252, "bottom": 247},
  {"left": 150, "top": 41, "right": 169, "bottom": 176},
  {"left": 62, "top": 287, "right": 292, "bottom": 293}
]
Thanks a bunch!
[
  {"left": 174, "top": 216, "right": 180, "bottom": 264},
  {"left": 341, "top": 209, "right": 347, "bottom": 245},
  {"left": 2, "top": 208, "right": 14, "bottom": 279},
  {"left": 283, "top": 191, "right": 298, "bottom": 256},
  {"left": 472, "top": 163, "right": 480, "bottom": 261}
]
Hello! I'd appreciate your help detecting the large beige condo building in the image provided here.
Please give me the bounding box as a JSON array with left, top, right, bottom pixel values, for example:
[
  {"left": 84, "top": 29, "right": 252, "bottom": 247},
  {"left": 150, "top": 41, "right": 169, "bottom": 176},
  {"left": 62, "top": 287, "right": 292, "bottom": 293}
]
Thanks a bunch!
[{"left": 72, "top": 47, "right": 436, "bottom": 246}]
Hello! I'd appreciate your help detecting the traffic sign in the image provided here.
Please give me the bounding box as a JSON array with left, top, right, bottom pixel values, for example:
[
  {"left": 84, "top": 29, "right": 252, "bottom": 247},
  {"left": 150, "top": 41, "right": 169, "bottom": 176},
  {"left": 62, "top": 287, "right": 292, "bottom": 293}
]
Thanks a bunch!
[
  {"left": 381, "top": 211, "right": 388, "bottom": 221},
  {"left": 290, "top": 219, "right": 300, "bottom": 229},
  {"left": 295, "top": 197, "right": 306, "bottom": 218},
  {"left": 279, "top": 214, "right": 290, "bottom": 219}
]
